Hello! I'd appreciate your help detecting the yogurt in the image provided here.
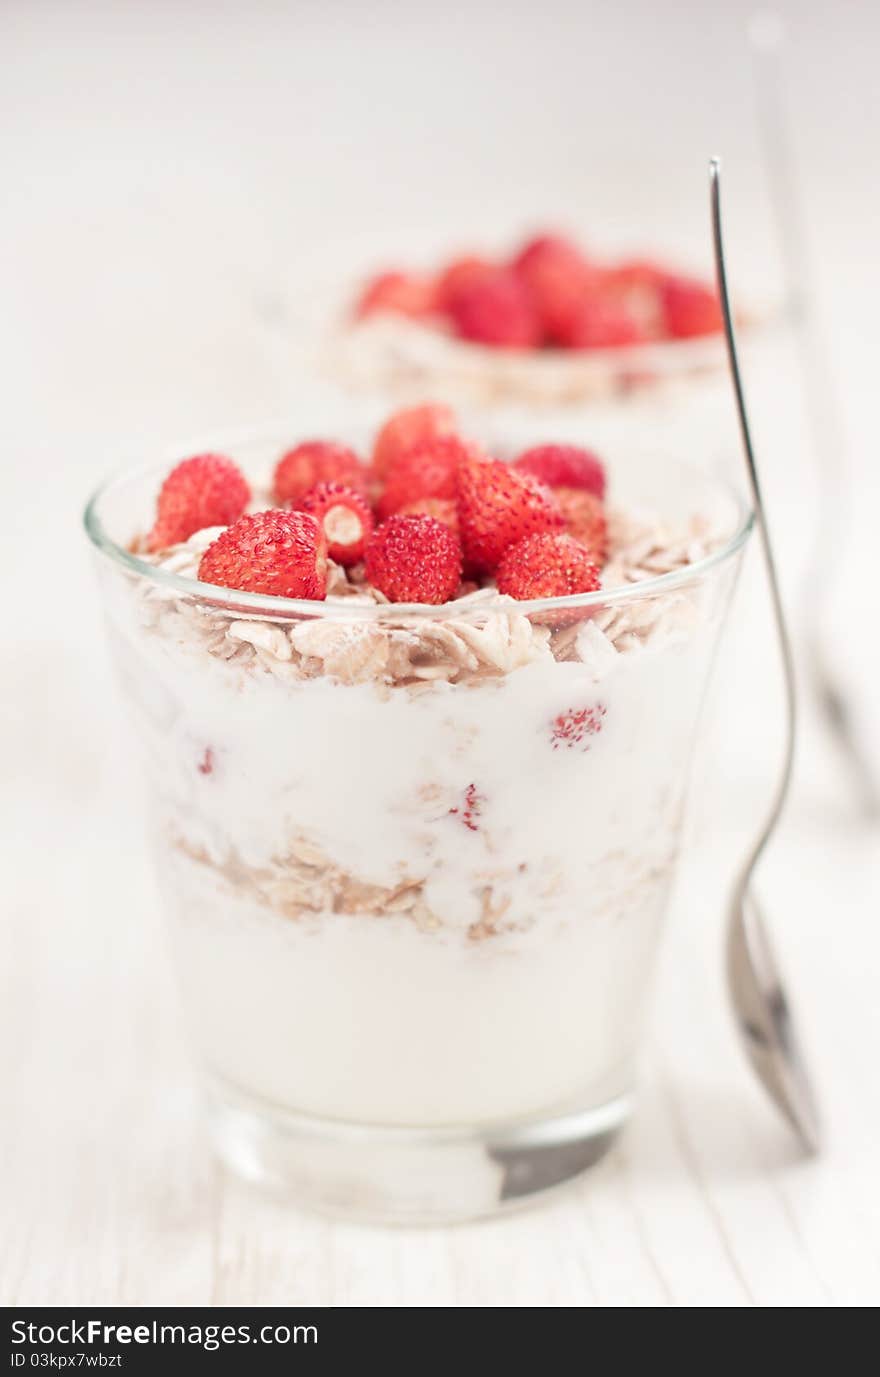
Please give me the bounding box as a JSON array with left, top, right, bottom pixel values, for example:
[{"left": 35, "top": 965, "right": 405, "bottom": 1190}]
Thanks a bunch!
[{"left": 103, "top": 514, "right": 734, "bottom": 1129}]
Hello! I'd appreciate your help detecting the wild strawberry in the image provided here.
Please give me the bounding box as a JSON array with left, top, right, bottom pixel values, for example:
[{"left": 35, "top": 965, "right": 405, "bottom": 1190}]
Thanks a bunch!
[
  {"left": 299, "top": 482, "right": 374, "bottom": 566},
  {"left": 198, "top": 510, "right": 327, "bottom": 600},
  {"left": 496, "top": 531, "right": 601, "bottom": 600},
  {"left": 449, "top": 269, "right": 542, "bottom": 348},
  {"left": 661, "top": 274, "right": 723, "bottom": 338},
  {"left": 510, "top": 232, "right": 597, "bottom": 340},
  {"left": 550, "top": 703, "right": 607, "bottom": 751},
  {"left": 273, "top": 441, "right": 366, "bottom": 507},
  {"left": 449, "top": 783, "right": 485, "bottom": 832},
  {"left": 554, "top": 488, "right": 608, "bottom": 564},
  {"left": 602, "top": 258, "right": 669, "bottom": 294},
  {"left": 396, "top": 497, "right": 459, "bottom": 535},
  {"left": 148, "top": 454, "right": 250, "bottom": 551},
  {"left": 364, "top": 514, "right": 462, "bottom": 604},
  {"left": 434, "top": 256, "right": 494, "bottom": 311},
  {"left": 354, "top": 270, "right": 436, "bottom": 320},
  {"left": 376, "top": 435, "right": 475, "bottom": 518},
  {"left": 554, "top": 297, "right": 647, "bottom": 350},
  {"left": 513, "top": 444, "right": 606, "bottom": 499},
  {"left": 372, "top": 403, "right": 457, "bottom": 478},
  {"left": 457, "top": 457, "right": 562, "bottom": 572},
  {"left": 511, "top": 232, "right": 587, "bottom": 278}
]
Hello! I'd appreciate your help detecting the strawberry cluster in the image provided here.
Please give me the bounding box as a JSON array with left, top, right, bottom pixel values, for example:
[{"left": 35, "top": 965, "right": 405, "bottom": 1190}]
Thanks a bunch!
[
  {"left": 145, "top": 402, "right": 609, "bottom": 606},
  {"left": 354, "top": 230, "right": 722, "bottom": 350}
]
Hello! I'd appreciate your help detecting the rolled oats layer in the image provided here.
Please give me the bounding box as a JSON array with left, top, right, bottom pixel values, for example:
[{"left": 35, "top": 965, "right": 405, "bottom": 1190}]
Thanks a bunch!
[
  {"left": 327, "top": 314, "right": 729, "bottom": 408},
  {"left": 134, "top": 505, "right": 721, "bottom": 691}
]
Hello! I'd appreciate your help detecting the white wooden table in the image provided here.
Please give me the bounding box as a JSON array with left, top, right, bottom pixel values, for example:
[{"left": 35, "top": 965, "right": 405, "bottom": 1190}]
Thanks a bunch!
[{"left": 2, "top": 0, "right": 879, "bottom": 1308}]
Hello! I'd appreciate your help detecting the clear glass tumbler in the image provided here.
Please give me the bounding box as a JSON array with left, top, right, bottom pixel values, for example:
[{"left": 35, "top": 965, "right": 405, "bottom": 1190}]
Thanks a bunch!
[{"left": 85, "top": 426, "right": 751, "bottom": 1223}]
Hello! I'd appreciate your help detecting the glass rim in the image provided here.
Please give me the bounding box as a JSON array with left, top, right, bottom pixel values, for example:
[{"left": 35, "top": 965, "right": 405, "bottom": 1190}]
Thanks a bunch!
[{"left": 83, "top": 454, "right": 755, "bottom": 622}]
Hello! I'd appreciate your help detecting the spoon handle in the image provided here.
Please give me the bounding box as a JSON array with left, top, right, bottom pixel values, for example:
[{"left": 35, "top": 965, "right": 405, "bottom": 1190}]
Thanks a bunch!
[
  {"left": 710, "top": 158, "right": 796, "bottom": 867},
  {"left": 712, "top": 159, "right": 820, "bottom": 1152}
]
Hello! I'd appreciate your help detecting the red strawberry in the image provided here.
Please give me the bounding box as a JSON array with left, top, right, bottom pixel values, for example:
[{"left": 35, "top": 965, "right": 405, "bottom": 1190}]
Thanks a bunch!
[
  {"left": 550, "top": 703, "right": 607, "bottom": 751},
  {"left": 514, "top": 444, "right": 606, "bottom": 499},
  {"left": 299, "top": 482, "right": 374, "bottom": 566},
  {"left": 449, "top": 268, "right": 542, "bottom": 348},
  {"left": 496, "top": 531, "right": 601, "bottom": 600},
  {"left": 554, "top": 297, "right": 647, "bottom": 350},
  {"left": 597, "top": 264, "right": 666, "bottom": 337},
  {"left": 434, "top": 256, "right": 494, "bottom": 311},
  {"left": 602, "top": 258, "right": 669, "bottom": 294},
  {"left": 376, "top": 435, "right": 475, "bottom": 518},
  {"left": 449, "top": 783, "right": 485, "bottom": 831},
  {"left": 396, "top": 497, "right": 459, "bottom": 536},
  {"left": 148, "top": 454, "right": 250, "bottom": 551},
  {"left": 661, "top": 274, "right": 723, "bottom": 338},
  {"left": 355, "top": 270, "right": 436, "bottom": 320},
  {"left": 511, "top": 233, "right": 597, "bottom": 340},
  {"left": 197, "top": 746, "right": 214, "bottom": 776},
  {"left": 198, "top": 510, "right": 327, "bottom": 600},
  {"left": 273, "top": 441, "right": 366, "bottom": 507},
  {"left": 511, "top": 232, "right": 587, "bottom": 278},
  {"left": 364, "top": 515, "right": 462, "bottom": 604},
  {"left": 372, "top": 403, "right": 457, "bottom": 478},
  {"left": 457, "top": 457, "right": 563, "bottom": 572},
  {"left": 554, "top": 487, "right": 609, "bottom": 564}
]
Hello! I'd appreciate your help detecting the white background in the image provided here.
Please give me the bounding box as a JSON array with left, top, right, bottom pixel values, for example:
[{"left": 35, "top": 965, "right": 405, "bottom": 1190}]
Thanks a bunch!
[{"left": 2, "top": 0, "right": 879, "bottom": 1307}]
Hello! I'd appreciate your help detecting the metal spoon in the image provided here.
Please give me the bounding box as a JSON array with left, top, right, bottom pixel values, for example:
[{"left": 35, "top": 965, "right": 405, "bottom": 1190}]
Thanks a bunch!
[{"left": 710, "top": 157, "right": 821, "bottom": 1153}]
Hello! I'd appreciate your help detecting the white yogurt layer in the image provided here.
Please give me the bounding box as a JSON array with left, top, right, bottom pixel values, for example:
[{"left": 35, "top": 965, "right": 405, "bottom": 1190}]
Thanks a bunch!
[{"left": 105, "top": 552, "right": 727, "bottom": 1126}]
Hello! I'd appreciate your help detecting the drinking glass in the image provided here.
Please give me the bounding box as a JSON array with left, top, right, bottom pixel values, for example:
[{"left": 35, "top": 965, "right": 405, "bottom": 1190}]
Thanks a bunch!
[{"left": 85, "top": 423, "right": 751, "bottom": 1222}]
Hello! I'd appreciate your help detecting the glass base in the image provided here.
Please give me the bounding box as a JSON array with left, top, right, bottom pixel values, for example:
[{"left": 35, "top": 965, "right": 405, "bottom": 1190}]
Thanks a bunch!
[{"left": 205, "top": 1072, "right": 632, "bottom": 1224}]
